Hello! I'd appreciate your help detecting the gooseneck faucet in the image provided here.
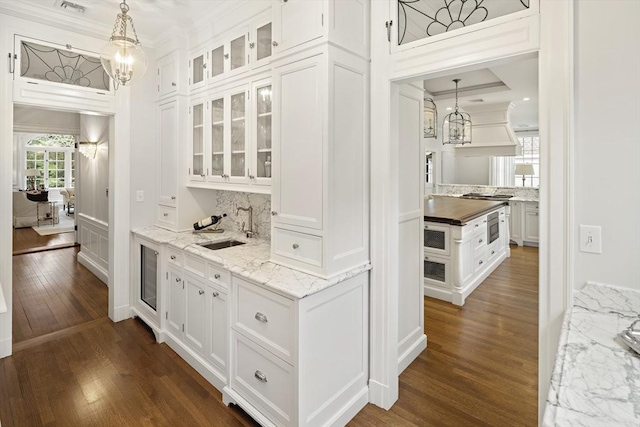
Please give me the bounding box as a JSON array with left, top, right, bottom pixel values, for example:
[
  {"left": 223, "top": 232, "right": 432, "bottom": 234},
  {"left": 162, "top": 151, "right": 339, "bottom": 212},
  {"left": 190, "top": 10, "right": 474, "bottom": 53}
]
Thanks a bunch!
[{"left": 235, "top": 205, "right": 255, "bottom": 238}]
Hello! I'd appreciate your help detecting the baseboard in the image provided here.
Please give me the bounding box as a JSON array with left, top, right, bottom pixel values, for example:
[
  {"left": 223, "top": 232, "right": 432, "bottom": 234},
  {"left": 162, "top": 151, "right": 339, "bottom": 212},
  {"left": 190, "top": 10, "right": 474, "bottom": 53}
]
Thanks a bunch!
[
  {"left": 77, "top": 251, "right": 108, "bottom": 285},
  {"left": 452, "top": 251, "right": 508, "bottom": 306},
  {"left": 398, "top": 334, "right": 427, "bottom": 374},
  {"left": 111, "top": 304, "right": 131, "bottom": 323},
  {"left": 367, "top": 379, "right": 395, "bottom": 410},
  {"left": 223, "top": 387, "right": 277, "bottom": 427},
  {"left": 164, "top": 332, "right": 227, "bottom": 393},
  {"left": 0, "top": 337, "right": 11, "bottom": 359},
  {"left": 323, "top": 386, "right": 369, "bottom": 427}
]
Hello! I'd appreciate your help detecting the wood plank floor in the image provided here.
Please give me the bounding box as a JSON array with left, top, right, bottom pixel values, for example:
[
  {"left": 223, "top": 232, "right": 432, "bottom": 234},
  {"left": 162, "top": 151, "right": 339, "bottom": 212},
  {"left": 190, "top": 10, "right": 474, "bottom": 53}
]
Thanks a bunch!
[
  {"left": 13, "top": 226, "right": 76, "bottom": 255},
  {"left": 1, "top": 245, "right": 538, "bottom": 426}
]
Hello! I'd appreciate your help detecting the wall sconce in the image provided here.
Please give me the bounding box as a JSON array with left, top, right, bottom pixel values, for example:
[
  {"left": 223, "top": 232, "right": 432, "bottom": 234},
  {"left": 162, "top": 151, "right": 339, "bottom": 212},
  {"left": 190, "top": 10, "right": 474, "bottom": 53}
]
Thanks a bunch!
[{"left": 79, "top": 141, "right": 99, "bottom": 159}]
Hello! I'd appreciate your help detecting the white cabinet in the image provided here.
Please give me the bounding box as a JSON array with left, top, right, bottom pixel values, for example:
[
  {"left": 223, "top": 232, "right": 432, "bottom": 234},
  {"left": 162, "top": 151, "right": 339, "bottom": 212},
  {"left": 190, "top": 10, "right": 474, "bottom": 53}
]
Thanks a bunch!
[
  {"left": 157, "top": 53, "right": 179, "bottom": 99},
  {"left": 208, "top": 283, "right": 228, "bottom": 373},
  {"left": 250, "top": 13, "right": 273, "bottom": 70},
  {"left": 270, "top": 46, "right": 369, "bottom": 278},
  {"left": 272, "top": 0, "right": 323, "bottom": 54},
  {"left": 158, "top": 100, "right": 178, "bottom": 207},
  {"left": 184, "top": 274, "right": 207, "bottom": 355},
  {"left": 166, "top": 268, "right": 185, "bottom": 337},
  {"left": 225, "top": 273, "right": 369, "bottom": 427},
  {"left": 423, "top": 254, "right": 451, "bottom": 290},
  {"left": 188, "top": 50, "right": 207, "bottom": 90},
  {"left": 188, "top": 98, "right": 206, "bottom": 181},
  {"left": 509, "top": 201, "right": 539, "bottom": 246},
  {"left": 424, "top": 223, "right": 450, "bottom": 257},
  {"left": 250, "top": 78, "right": 273, "bottom": 185}
]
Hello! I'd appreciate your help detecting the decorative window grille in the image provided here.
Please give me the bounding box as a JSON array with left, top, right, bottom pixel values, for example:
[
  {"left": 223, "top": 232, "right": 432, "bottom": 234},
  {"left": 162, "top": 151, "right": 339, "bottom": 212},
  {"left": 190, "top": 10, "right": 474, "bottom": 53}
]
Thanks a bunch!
[
  {"left": 20, "top": 40, "right": 110, "bottom": 91},
  {"left": 398, "top": 0, "right": 531, "bottom": 46},
  {"left": 515, "top": 135, "right": 540, "bottom": 187},
  {"left": 424, "top": 259, "right": 446, "bottom": 283}
]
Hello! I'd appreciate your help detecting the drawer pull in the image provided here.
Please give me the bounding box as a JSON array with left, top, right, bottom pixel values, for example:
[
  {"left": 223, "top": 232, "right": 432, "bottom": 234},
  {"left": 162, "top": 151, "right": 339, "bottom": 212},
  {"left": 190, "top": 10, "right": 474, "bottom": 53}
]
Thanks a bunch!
[
  {"left": 255, "top": 312, "right": 268, "bottom": 323},
  {"left": 163, "top": 213, "right": 169, "bottom": 217},
  {"left": 272, "top": 41, "right": 279, "bottom": 47},
  {"left": 214, "top": 273, "right": 221, "bottom": 279},
  {"left": 199, "top": 290, "right": 204, "bottom": 295},
  {"left": 483, "top": 220, "right": 487, "bottom": 223},
  {"left": 170, "top": 255, "right": 176, "bottom": 260},
  {"left": 271, "top": 211, "right": 278, "bottom": 216},
  {"left": 475, "top": 224, "right": 479, "bottom": 228},
  {"left": 171, "top": 196, "right": 176, "bottom": 200},
  {"left": 171, "top": 82, "right": 176, "bottom": 87},
  {"left": 501, "top": 220, "right": 505, "bottom": 223},
  {"left": 254, "top": 370, "right": 268, "bottom": 383},
  {"left": 292, "top": 243, "right": 299, "bottom": 249},
  {"left": 212, "top": 291, "right": 219, "bottom": 297}
]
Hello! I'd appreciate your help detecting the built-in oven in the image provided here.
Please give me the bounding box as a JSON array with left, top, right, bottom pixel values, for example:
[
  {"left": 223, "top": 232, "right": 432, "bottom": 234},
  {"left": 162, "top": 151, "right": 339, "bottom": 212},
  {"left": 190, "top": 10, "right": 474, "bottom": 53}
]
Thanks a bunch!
[{"left": 487, "top": 211, "right": 500, "bottom": 244}]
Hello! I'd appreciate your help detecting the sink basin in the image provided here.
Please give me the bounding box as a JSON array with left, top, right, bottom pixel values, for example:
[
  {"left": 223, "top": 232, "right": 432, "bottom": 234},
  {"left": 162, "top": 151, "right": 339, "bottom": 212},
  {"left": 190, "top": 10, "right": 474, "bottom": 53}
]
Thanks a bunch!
[{"left": 198, "top": 239, "right": 245, "bottom": 250}]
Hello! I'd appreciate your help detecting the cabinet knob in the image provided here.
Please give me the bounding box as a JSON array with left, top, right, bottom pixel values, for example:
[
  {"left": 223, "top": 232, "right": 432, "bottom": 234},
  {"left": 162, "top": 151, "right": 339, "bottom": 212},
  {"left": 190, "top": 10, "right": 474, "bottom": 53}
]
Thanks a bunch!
[
  {"left": 171, "top": 196, "right": 176, "bottom": 200},
  {"left": 254, "top": 370, "right": 268, "bottom": 383},
  {"left": 272, "top": 41, "right": 279, "bottom": 47},
  {"left": 271, "top": 211, "right": 278, "bottom": 216},
  {"left": 479, "top": 238, "right": 483, "bottom": 243},
  {"left": 176, "top": 277, "right": 181, "bottom": 282},
  {"left": 475, "top": 224, "right": 479, "bottom": 228},
  {"left": 501, "top": 220, "right": 505, "bottom": 223},
  {"left": 491, "top": 250, "right": 495, "bottom": 255},
  {"left": 224, "top": 53, "right": 229, "bottom": 59},
  {"left": 424, "top": 256, "right": 429, "bottom": 260},
  {"left": 292, "top": 243, "right": 299, "bottom": 249},
  {"left": 200, "top": 174, "right": 205, "bottom": 178},
  {"left": 170, "top": 255, "right": 176, "bottom": 260},
  {"left": 212, "top": 291, "right": 219, "bottom": 297},
  {"left": 249, "top": 42, "right": 255, "bottom": 49},
  {"left": 199, "top": 290, "right": 204, "bottom": 295},
  {"left": 171, "top": 82, "right": 176, "bottom": 87},
  {"left": 214, "top": 273, "right": 221, "bottom": 279},
  {"left": 202, "top": 63, "right": 207, "bottom": 68},
  {"left": 483, "top": 220, "right": 487, "bottom": 223},
  {"left": 163, "top": 213, "right": 168, "bottom": 217},
  {"left": 255, "top": 312, "right": 268, "bottom": 323},
  {"left": 479, "top": 260, "right": 484, "bottom": 265}
]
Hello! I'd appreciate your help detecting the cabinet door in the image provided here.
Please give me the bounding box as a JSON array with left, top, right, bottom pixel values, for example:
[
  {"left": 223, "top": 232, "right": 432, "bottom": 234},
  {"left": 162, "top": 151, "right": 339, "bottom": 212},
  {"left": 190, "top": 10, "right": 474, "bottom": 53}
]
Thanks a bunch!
[
  {"left": 509, "top": 202, "right": 522, "bottom": 245},
  {"left": 189, "top": 100, "right": 206, "bottom": 181},
  {"left": 272, "top": 55, "right": 323, "bottom": 230},
  {"left": 208, "top": 286, "right": 228, "bottom": 372},
  {"left": 523, "top": 209, "right": 539, "bottom": 243},
  {"left": 251, "top": 78, "right": 273, "bottom": 186},
  {"left": 167, "top": 270, "right": 184, "bottom": 337},
  {"left": 184, "top": 277, "right": 207, "bottom": 354},
  {"left": 423, "top": 223, "right": 449, "bottom": 256},
  {"left": 158, "top": 55, "right": 178, "bottom": 98},
  {"left": 251, "top": 14, "right": 272, "bottom": 69},
  {"left": 209, "top": 41, "right": 225, "bottom": 84},
  {"left": 209, "top": 94, "right": 226, "bottom": 182},
  {"left": 272, "top": 0, "right": 323, "bottom": 54},
  {"left": 227, "top": 28, "right": 250, "bottom": 78},
  {"left": 189, "top": 51, "right": 206, "bottom": 90},
  {"left": 423, "top": 254, "right": 450, "bottom": 290},
  {"left": 158, "top": 100, "right": 178, "bottom": 206},
  {"left": 229, "top": 89, "right": 249, "bottom": 182}
]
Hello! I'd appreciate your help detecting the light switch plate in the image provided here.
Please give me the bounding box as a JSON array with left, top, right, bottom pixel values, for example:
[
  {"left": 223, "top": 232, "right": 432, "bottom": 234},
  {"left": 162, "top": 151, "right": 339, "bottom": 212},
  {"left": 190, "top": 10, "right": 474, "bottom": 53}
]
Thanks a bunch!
[
  {"left": 136, "top": 190, "right": 144, "bottom": 202},
  {"left": 579, "top": 225, "right": 602, "bottom": 254}
]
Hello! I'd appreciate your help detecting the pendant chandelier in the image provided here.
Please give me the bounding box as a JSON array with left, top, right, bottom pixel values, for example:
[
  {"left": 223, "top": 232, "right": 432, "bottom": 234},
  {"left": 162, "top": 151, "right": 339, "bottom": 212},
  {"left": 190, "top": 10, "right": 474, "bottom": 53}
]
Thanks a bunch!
[
  {"left": 100, "top": 0, "right": 147, "bottom": 89},
  {"left": 442, "top": 79, "right": 472, "bottom": 145}
]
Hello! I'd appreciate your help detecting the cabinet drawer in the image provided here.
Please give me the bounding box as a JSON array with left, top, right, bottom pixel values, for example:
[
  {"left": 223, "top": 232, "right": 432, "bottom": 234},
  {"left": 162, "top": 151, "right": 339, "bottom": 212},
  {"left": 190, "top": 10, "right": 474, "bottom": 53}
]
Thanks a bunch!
[
  {"left": 157, "top": 205, "right": 177, "bottom": 225},
  {"left": 473, "top": 249, "right": 488, "bottom": 273},
  {"left": 487, "top": 242, "right": 501, "bottom": 263},
  {"left": 423, "top": 254, "right": 450, "bottom": 290},
  {"left": 231, "top": 332, "right": 293, "bottom": 426},
  {"left": 273, "top": 228, "right": 323, "bottom": 267},
  {"left": 184, "top": 254, "right": 206, "bottom": 278},
  {"left": 233, "top": 277, "right": 294, "bottom": 363},
  {"left": 473, "top": 231, "right": 488, "bottom": 253},
  {"left": 167, "top": 248, "right": 183, "bottom": 267},
  {"left": 423, "top": 223, "right": 450, "bottom": 256},
  {"left": 207, "top": 263, "right": 230, "bottom": 289}
]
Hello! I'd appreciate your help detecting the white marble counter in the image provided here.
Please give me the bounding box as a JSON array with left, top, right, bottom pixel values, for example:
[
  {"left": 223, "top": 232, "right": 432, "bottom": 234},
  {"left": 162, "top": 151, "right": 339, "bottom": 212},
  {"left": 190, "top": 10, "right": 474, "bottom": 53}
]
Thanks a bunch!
[
  {"left": 133, "top": 227, "right": 371, "bottom": 299},
  {"left": 432, "top": 193, "right": 538, "bottom": 202},
  {"left": 544, "top": 282, "right": 640, "bottom": 426}
]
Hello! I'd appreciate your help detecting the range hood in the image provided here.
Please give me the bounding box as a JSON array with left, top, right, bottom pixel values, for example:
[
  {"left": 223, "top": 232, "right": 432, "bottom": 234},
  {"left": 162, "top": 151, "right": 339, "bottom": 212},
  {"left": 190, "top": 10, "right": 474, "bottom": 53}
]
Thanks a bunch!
[{"left": 454, "top": 102, "right": 522, "bottom": 156}]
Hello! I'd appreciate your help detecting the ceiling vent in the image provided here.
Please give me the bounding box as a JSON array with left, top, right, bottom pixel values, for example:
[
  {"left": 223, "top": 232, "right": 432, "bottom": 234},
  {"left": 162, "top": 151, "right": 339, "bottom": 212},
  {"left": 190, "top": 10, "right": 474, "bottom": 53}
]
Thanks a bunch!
[
  {"left": 455, "top": 102, "right": 522, "bottom": 157},
  {"left": 60, "top": 1, "right": 85, "bottom": 14}
]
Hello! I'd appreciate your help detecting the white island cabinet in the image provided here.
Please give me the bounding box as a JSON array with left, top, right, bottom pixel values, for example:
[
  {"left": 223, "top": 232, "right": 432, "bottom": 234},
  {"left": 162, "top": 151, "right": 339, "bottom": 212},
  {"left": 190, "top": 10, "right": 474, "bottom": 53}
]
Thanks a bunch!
[{"left": 424, "top": 198, "right": 510, "bottom": 305}]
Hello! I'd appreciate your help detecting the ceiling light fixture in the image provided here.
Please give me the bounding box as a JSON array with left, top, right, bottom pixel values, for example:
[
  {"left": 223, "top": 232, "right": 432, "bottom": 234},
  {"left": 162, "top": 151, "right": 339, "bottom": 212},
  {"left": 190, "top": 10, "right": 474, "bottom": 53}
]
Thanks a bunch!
[
  {"left": 523, "top": 97, "right": 530, "bottom": 101},
  {"left": 100, "top": 0, "right": 147, "bottom": 89},
  {"left": 446, "top": 107, "right": 452, "bottom": 111},
  {"left": 442, "top": 79, "right": 472, "bottom": 145}
]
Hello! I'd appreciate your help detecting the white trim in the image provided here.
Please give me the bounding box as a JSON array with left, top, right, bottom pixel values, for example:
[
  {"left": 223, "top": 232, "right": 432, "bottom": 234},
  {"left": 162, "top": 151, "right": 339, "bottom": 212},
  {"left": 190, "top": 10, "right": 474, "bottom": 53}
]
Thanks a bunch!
[
  {"left": 0, "top": 337, "right": 11, "bottom": 359},
  {"left": 397, "top": 334, "right": 427, "bottom": 374},
  {"left": 78, "top": 251, "right": 108, "bottom": 285}
]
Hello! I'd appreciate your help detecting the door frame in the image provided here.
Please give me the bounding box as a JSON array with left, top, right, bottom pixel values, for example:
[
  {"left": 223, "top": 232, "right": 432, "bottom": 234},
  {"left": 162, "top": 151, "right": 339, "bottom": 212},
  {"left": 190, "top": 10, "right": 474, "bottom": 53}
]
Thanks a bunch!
[{"left": 368, "top": 0, "right": 574, "bottom": 421}]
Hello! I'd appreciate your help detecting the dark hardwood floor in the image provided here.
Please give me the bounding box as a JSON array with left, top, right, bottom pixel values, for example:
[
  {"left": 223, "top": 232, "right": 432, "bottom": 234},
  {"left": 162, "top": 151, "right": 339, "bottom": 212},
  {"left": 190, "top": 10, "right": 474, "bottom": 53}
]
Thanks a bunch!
[
  {"left": 12, "top": 226, "right": 76, "bottom": 255},
  {"left": 1, "top": 245, "right": 538, "bottom": 426}
]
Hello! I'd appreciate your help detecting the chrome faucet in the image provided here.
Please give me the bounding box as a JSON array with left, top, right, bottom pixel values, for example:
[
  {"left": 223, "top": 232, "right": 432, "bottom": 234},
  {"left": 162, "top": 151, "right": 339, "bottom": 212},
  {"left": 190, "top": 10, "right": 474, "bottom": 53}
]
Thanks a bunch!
[{"left": 235, "top": 205, "right": 255, "bottom": 238}]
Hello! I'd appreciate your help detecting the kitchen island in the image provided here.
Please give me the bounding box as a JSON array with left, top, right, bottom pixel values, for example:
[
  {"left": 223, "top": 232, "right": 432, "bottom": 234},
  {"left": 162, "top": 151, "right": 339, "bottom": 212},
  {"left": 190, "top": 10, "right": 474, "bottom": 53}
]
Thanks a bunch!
[{"left": 423, "top": 198, "right": 510, "bottom": 305}]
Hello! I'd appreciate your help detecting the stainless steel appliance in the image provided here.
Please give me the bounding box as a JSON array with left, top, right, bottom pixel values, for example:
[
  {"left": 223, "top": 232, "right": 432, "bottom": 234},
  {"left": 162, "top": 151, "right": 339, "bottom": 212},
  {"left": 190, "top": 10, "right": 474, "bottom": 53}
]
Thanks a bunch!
[
  {"left": 487, "top": 211, "right": 500, "bottom": 244},
  {"left": 140, "top": 245, "right": 158, "bottom": 310}
]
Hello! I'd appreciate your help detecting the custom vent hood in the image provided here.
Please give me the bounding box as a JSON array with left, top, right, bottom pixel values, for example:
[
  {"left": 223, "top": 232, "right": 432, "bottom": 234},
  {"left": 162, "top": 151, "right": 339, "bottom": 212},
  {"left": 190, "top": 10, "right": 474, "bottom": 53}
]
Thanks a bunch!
[{"left": 454, "top": 102, "right": 521, "bottom": 156}]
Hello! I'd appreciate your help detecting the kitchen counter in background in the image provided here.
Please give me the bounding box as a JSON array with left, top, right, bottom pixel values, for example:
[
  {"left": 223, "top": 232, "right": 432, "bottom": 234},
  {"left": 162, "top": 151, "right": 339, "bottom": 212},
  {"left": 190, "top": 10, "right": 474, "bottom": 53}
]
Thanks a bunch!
[
  {"left": 424, "top": 197, "right": 507, "bottom": 225},
  {"left": 133, "top": 227, "right": 371, "bottom": 299},
  {"left": 544, "top": 282, "right": 640, "bottom": 426},
  {"left": 434, "top": 183, "right": 539, "bottom": 202}
]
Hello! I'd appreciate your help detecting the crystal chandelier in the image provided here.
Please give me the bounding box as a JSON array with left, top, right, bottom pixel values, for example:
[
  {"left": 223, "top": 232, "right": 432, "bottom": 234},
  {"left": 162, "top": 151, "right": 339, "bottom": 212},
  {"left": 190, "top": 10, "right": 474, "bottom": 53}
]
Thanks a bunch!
[
  {"left": 442, "top": 79, "right": 472, "bottom": 145},
  {"left": 100, "top": 0, "right": 147, "bottom": 88}
]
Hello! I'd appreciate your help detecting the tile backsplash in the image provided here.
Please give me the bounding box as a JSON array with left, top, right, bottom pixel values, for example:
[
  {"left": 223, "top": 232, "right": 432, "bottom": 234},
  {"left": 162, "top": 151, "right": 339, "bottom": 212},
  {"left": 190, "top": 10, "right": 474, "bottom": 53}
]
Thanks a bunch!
[
  {"left": 208, "top": 190, "right": 272, "bottom": 239},
  {"left": 435, "top": 184, "right": 539, "bottom": 200}
]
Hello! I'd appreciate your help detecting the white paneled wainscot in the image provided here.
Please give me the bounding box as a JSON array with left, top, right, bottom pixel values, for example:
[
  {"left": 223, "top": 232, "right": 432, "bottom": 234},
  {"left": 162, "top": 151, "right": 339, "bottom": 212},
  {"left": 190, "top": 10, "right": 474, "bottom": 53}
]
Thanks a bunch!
[{"left": 77, "top": 213, "right": 108, "bottom": 284}]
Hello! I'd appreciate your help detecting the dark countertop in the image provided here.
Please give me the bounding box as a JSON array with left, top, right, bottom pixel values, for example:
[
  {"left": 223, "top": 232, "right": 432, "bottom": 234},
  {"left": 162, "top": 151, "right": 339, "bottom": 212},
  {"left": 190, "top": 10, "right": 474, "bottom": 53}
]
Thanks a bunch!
[{"left": 424, "top": 197, "right": 506, "bottom": 225}]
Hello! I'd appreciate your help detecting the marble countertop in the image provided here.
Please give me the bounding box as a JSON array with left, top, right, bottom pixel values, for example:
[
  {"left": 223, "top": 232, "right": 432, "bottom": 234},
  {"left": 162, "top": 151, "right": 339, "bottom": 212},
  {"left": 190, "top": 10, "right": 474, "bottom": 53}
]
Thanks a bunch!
[
  {"left": 431, "top": 194, "right": 538, "bottom": 202},
  {"left": 133, "top": 227, "right": 371, "bottom": 299},
  {"left": 543, "top": 282, "right": 640, "bottom": 426}
]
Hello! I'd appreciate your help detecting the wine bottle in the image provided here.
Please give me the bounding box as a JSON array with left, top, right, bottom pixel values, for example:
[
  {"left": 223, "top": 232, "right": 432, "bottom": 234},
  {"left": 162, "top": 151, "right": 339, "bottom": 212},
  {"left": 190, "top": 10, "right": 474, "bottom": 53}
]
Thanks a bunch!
[{"left": 193, "top": 213, "right": 227, "bottom": 230}]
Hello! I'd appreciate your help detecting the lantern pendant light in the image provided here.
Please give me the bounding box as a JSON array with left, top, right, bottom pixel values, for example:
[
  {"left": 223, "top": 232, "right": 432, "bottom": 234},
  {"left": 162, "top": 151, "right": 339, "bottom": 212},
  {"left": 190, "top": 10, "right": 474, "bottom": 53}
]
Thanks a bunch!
[
  {"left": 100, "top": 0, "right": 148, "bottom": 89},
  {"left": 442, "top": 79, "right": 472, "bottom": 145}
]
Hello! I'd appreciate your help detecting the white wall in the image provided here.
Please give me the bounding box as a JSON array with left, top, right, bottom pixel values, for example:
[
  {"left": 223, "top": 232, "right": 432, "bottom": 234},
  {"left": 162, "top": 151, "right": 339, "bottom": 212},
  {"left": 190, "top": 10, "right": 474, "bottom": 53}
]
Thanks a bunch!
[
  {"left": 574, "top": 0, "right": 640, "bottom": 290},
  {"left": 454, "top": 156, "right": 490, "bottom": 185},
  {"left": 79, "top": 115, "right": 109, "bottom": 223}
]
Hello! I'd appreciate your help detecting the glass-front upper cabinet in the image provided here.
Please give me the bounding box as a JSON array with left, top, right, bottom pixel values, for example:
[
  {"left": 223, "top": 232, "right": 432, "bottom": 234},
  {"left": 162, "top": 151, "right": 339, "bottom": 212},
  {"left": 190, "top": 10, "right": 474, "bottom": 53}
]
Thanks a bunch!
[
  {"left": 190, "top": 51, "right": 206, "bottom": 90},
  {"left": 210, "top": 44, "right": 225, "bottom": 82},
  {"left": 190, "top": 100, "right": 206, "bottom": 181},
  {"left": 210, "top": 96, "right": 225, "bottom": 179},
  {"left": 250, "top": 12, "right": 272, "bottom": 70},
  {"left": 230, "top": 91, "right": 247, "bottom": 179},
  {"left": 251, "top": 78, "right": 272, "bottom": 186}
]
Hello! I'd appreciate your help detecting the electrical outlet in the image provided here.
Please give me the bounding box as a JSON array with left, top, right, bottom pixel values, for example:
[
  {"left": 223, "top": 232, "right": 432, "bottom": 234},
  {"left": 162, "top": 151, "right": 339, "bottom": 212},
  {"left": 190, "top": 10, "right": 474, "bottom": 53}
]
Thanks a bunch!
[
  {"left": 579, "top": 225, "right": 602, "bottom": 254},
  {"left": 136, "top": 190, "right": 144, "bottom": 202}
]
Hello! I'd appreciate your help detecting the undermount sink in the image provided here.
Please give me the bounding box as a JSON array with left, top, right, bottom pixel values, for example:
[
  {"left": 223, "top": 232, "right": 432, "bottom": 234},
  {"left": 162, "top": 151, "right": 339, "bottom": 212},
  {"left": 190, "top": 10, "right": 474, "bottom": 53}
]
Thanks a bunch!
[{"left": 198, "top": 239, "right": 245, "bottom": 250}]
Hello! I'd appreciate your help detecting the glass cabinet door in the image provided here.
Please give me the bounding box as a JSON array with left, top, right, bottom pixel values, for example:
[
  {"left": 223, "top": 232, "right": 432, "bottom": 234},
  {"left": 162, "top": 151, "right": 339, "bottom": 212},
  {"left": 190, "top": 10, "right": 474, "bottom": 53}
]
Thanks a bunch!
[
  {"left": 230, "top": 91, "right": 246, "bottom": 177},
  {"left": 191, "top": 53, "right": 205, "bottom": 86},
  {"left": 140, "top": 245, "right": 158, "bottom": 311},
  {"left": 255, "top": 83, "right": 272, "bottom": 180},
  {"left": 256, "top": 23, "right": 272, "bottom": 62},
  {"left": 210, "top": 97, "right": 225, "bottom": 177},
  {"left": 230, "top": 34, "right": 246, "bottom": 71},
  {"left": 191, "top": 102, "right": 204, "bottom": 178},
  {"left": 211, "top": 45, "right": 225, "bottom": 80}
]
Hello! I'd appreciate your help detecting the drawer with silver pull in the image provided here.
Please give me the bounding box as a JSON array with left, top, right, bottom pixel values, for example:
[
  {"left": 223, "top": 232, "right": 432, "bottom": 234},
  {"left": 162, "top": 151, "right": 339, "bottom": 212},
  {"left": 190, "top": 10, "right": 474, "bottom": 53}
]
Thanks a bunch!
[
  {"left": 273, "top": 228, "right": 323, "bottom": 267},
  {"left": 156, "top": 205, "right": 177, "bottom": 226},
  {"left": 473, "top": 249, "right": 487, "bottom": 273},
  {"left": 233, "top": 276, "right": 295, "bottom": 363},
  {"left": 167, "top": 248, "right": 182, "bottom": 266},
  {"left": 207, "top": 263, "right": 230, "bottom": 288},
  {"left": 184, "top": 254, "right": 206, "bottom": 277},
  {"left": 231, "top": 331, "right": 293, "bottom": 426}
]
